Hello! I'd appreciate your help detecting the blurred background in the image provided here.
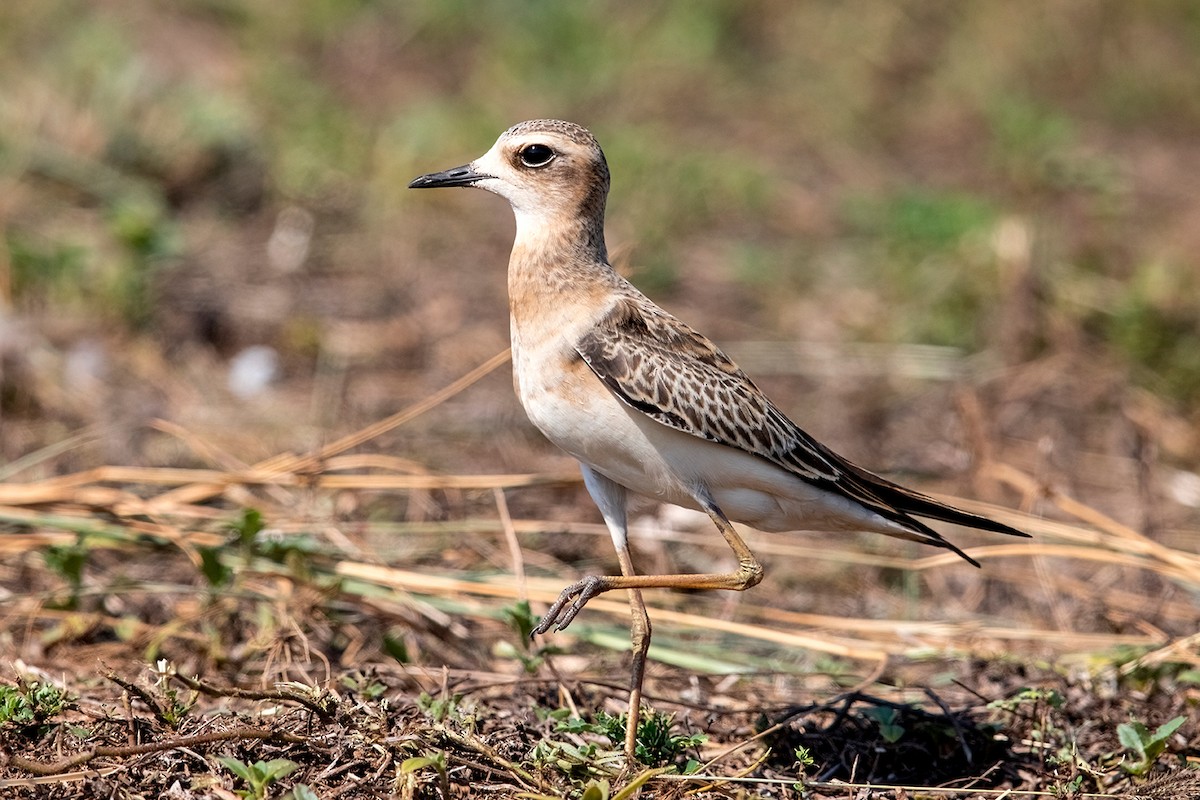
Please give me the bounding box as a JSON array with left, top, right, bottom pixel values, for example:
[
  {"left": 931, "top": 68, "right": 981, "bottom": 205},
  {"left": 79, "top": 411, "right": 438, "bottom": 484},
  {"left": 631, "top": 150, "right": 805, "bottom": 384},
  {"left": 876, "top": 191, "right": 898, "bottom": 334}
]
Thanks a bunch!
[{"left": 2, "top": 1, "right": 1199, "bottom": 550}]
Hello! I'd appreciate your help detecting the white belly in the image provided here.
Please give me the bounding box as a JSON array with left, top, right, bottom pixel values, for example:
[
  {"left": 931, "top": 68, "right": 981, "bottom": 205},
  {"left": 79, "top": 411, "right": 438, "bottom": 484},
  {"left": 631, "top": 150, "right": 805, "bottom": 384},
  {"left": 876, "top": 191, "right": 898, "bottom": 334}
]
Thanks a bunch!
[{"left": 514, "top": 339, "right": 902, "bottom": 536}]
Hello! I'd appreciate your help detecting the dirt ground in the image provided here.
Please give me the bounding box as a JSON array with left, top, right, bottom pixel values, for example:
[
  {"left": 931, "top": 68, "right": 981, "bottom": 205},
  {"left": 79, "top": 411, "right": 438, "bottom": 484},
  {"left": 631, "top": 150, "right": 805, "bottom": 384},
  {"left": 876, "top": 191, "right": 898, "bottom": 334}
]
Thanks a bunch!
[{"left": 1, "top": 340, "right": 1197, "bottom": 797}]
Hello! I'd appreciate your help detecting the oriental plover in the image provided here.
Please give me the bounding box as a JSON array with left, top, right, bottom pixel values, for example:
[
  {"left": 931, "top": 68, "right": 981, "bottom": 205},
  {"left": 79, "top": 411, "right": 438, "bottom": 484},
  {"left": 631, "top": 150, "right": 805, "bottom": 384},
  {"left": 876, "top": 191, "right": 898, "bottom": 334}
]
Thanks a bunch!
[{"left": 409, "top": 119, "right": 1028, "bottom": 760}]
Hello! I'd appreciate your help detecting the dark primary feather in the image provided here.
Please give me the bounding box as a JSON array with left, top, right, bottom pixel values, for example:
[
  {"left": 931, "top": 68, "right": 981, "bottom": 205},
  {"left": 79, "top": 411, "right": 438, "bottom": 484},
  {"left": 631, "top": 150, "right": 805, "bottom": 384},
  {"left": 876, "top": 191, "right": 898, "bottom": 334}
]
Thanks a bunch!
[{"left": 575, "top": 295, "right": 1029, "bottom": 563}]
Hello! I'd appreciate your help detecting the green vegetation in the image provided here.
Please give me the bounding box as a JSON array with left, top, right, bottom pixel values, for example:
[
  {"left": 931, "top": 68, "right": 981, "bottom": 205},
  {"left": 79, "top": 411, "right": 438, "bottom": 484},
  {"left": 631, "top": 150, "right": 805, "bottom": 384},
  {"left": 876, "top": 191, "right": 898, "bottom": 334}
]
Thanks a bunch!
[
  {"left": 843, "top": 188, "right": 1000, "bottom": 347},
  {"left": 42, "top": 539, "right": 89, "bottom": 609},
  {"left": 499, "top": 599, "right": 565, "bottom": 674},
  {"left": 862, "top": 705, "right": 907, "bottom": 744},
  {"left": 0, "top": 680, "right": 72, "bottom": 734},
  {"left": 554, "top": 710, "right": 706, "bottom": 770},
  {"left": 1117, "top": 715, "right": 1187, "bottom": 776},
  {"left": 217, "top": 757, "right": 301, "bottom": 800},
  {"left": 2, "top": 1, "right": 1197, "bottom": 407}
]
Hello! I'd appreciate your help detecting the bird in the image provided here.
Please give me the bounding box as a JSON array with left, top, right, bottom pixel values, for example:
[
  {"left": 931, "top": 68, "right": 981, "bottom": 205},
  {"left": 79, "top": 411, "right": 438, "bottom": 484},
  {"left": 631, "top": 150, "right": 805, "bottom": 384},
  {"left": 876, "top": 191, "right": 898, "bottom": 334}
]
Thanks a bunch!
[{"left": 409, "top": 119, "right": 1028, "bottom": 761}]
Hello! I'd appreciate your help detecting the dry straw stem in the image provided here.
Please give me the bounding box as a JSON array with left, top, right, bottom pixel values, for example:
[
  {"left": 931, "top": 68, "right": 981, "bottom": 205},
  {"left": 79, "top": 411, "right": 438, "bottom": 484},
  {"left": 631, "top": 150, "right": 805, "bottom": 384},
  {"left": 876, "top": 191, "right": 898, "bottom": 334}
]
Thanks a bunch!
[
  {"left": 984, "top": 461, "right": 1200, "bottom": 581},
  {"left": 332, "top": 556, "right": 1177, "bottom": 665},
  {"left": 337, "top": 560, "right": 892, "bottom": 662},
  {"left": 0, "top": 726, "right": 304, "bottom": 778},
  {"left": 0, "top": 464, "right": 580, "bottom": 504},
  {"left": 0, "top": 767, "right": 122, "bottom": 789},
  {"left": 2, "top": 349, "right": 1197, "bottom": 667},
  {"left": 148, "top": 346, "right": 514, "bottom": 510},
  {"left": 659, "top": 772, "right": 1132, "bottom": 798}
]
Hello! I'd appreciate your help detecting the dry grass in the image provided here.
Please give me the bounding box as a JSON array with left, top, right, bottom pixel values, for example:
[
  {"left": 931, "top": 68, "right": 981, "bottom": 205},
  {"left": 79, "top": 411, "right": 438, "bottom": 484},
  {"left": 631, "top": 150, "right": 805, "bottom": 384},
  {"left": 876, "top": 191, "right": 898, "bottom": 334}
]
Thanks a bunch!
[{"left": 1, "top": 352, "right": 1197, "bottom": 798}]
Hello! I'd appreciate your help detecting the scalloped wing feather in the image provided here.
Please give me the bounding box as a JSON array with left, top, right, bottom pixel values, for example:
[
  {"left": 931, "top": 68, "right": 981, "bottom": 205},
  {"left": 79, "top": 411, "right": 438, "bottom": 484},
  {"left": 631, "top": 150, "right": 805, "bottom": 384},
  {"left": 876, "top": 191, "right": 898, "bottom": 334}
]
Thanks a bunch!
[{"left": 575, "top": 297, "right": 1028, "bottom": 553}]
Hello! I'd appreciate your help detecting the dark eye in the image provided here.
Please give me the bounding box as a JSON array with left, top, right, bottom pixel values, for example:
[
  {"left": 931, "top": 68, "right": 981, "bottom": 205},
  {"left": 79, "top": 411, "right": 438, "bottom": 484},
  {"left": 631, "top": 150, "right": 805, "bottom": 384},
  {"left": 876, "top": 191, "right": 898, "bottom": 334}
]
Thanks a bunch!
[{"left": 518, "top": 143, "right": 556, "bottom": 167}]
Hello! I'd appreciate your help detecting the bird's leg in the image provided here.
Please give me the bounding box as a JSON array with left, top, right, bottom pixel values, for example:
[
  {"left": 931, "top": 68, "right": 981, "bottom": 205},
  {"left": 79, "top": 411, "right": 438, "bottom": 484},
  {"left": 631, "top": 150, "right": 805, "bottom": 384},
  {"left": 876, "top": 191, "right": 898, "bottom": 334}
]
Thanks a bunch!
[
  {"left": 532, "top": 493, "right": 763, "bottom": 635},
  {"left": 697, "top": 495, "right": 765, "bottom": 590},
  {"left": 614, "top": 545, "right": 650, "bottom": 763},
  {"left": 532, "top": 474, "right": 763, "bottom": 762},
  {"left": 533, "top": 574, "right": 611, "bottom": 633},
  {"left": 544, "top": 466, "right": 648, "bottom": 761}
]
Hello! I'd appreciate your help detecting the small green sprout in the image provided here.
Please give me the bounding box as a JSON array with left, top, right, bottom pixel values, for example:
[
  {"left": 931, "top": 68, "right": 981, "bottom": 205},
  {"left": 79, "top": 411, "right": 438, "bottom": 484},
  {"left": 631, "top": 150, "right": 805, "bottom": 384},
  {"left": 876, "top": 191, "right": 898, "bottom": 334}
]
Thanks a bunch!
[
  {"left": 0, "top": 679, "right": 72, "bottom": 733},
  {"left": 1117, "top": 715, "right": 1185, "bottom": 776},
  {"left": 400, "top": 750, "right": 450, "bottom": 799},
  {"left": 218, "top": 757, "right": 299, "bottom": 800},
  {"left": 863, "top": 706, "right": 906, "bottom": 744}
]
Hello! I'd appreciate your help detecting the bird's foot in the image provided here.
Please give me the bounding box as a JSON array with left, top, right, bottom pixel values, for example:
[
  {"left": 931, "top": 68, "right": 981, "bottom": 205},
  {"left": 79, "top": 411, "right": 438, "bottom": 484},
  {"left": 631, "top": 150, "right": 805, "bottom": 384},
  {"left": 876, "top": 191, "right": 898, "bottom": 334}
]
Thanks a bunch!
[{"left": 531, "top": 575, "right": 608, "bottom": 637}]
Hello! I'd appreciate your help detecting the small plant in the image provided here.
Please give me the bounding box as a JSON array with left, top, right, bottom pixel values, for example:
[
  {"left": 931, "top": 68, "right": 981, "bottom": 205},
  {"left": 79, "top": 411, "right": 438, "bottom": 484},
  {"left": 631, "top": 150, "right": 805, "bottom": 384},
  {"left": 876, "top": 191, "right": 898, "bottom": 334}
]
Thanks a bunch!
[
  {"left": 1051, "top": 774, "right": 1084, "bottom": 797},
  {"left": 530, "top": 733, "right": 613, "bottom": 781},
  {"left": 529, "top": 709, "right": 699, "bottom": 785},
  {"left": 151, "top": 659, "right": 196, "bottom": 728},
  {"left": 1117, "top": 715, "right": 1185, "bottom": 776},
  {"left": 863, "top": 706, "right": 906, "bottom": 744},
  {"left": 197, "top": 545, "right": 235, "bottom": 588},
  {"left": 43, "top": 540, "right": 89, "bottom": 609},
  {"left": 988, "top": 687, "right": 1067, "bottom": 749},
  {"left": 1046, "top": 740, "right": 1103, "bottom": 793},
  {"left": 498, "top": 600, "right": 562, "bottom": 674},
  {"left": 623, "top": 710, "right": 706, "bottom": 768},
  {"left": 506, "top": 599, "right": 538, "bottom": 641},
  {"left": 218, "top": 756, "right": 300, "bottom": 800},
  {"left": 794, "top": 744, "right": 815, "bottom": 773},
  {"left": 0, "top": 679, "right": 72, "bottom": 734},
  {"left": 554, "top": 710, "right": 706, "bottom": 769},
  {"left": 234, "top": 508, "right": 267, "bottom": 553},
  {"left": 400, "top": 750, "right": 451, "bottom": 800},
  {"left": 197, "top": 508, "right": 265, "bottom": 588},
  {"left": 416, "top": 691, "right": 464, "bottom": 723},
  {"left": 198, "top": 509, "right": 322, "bottom": 589},
  {"left": 340, "top": 671, "right": 387, "bottom": 700},
  {"left": 988, "top": 686, "right": 1066, "bottom": 714}
]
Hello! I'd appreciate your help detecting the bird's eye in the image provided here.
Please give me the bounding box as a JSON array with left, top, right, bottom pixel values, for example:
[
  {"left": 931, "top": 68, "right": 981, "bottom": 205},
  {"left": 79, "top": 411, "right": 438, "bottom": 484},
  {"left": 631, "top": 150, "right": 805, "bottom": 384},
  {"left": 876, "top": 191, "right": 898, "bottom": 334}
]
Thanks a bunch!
[{"left": 518, "top": 143, "right": 556, "bottom": 168}]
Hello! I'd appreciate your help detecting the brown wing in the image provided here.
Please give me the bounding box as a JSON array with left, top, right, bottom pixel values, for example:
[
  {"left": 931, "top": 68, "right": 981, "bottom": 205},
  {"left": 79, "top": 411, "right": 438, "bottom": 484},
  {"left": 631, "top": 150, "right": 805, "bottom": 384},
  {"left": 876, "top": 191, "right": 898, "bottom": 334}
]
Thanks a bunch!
[
  {"left": 576, "top": 297, "right": 1028, "bottom": 555},
  {"left": 576, "top": 298, "right": 840, "bottom": 482}
]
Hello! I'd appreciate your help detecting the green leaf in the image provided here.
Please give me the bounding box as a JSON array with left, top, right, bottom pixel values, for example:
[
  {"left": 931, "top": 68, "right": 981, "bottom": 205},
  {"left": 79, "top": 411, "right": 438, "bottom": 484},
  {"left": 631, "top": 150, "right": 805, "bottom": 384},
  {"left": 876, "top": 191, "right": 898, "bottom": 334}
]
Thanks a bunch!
[
  {"left": 197, "top": 546, "right": 232, "bottom": 587},
  {"left": 233, "top": 508, "right": 266, "bottom": 549},
  {"left": 258, "top": 759, "right": 299, "bottom": 781},
  {"left": 218, "top": 756, "right": 254, "bottom": 782},
  {"left": 503, "top": 600, "right": 537, "bottom": 642},
  {"left": 580, "top": 779, "right": 610, "bottom": 800},
  {"left": 864, "top": 706, "right": 906, "bottom": 743},
  {"left": 1153, "top": 715, "right": 1186, "bottom": 743},
  {"left": 382, "top": 631, "right": 410, "bottom": 663},
  {"left": 1117, "top": 721, "right": 1149, "bottom": 753},
  {"left": 400, "top": 756, "right": 437, "bottom": 773}
]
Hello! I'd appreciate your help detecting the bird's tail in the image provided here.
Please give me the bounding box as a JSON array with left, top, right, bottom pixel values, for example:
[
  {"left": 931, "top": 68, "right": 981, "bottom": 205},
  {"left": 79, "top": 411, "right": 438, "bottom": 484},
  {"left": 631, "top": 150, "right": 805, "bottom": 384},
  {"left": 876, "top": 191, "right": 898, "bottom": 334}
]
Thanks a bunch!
[{"left": 831, "top": 458, "right": 1030, "bottom": 568}]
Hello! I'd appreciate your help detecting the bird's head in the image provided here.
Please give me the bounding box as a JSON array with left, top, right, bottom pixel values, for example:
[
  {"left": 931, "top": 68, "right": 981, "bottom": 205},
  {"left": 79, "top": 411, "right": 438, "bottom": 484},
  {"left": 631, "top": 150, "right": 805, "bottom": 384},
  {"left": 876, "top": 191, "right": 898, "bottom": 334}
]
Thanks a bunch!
[{"left": 409, "top": 120, "right": 610, "bottom": 229}]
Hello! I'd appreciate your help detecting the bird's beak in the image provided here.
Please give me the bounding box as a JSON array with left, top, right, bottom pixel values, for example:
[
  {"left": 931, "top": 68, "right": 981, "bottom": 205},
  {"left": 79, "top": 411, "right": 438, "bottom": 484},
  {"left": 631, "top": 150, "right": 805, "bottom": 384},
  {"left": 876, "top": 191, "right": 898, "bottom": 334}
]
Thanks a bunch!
[{"left": 408, "top": 163, "right": 491, "bottom": 189}]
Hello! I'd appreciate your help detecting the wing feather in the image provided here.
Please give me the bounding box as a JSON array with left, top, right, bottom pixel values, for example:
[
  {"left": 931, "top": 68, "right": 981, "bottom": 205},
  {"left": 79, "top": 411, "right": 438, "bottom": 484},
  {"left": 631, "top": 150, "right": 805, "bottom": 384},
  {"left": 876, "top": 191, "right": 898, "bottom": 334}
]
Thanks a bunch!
[
  {"left": 576, "top": 298, "right": 837, "bottom": 481},
  {"left": 576, "top": 297, "right": 1028, "bottom": 554}
]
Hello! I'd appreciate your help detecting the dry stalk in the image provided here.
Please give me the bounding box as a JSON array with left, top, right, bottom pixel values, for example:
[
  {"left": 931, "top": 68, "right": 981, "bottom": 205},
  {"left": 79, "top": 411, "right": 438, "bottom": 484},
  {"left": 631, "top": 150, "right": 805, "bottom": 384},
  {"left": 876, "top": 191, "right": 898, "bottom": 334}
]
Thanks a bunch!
[
  {"left": 0, "top": 727, "right": 304, "bottom": 777},
  {"left": 1, "top": 350, "right": 1196, "bottom": 679},
  {"left": 169, "top": 672, "right": 337, "bottom": 721}
]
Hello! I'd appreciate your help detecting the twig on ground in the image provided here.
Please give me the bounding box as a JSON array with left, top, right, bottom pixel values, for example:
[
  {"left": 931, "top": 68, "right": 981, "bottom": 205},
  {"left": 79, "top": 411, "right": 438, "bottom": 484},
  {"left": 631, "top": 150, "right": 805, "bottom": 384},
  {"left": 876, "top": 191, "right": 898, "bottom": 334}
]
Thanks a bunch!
[{"left": 1, "top": 727, "right": 303, "bottom": 776}]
